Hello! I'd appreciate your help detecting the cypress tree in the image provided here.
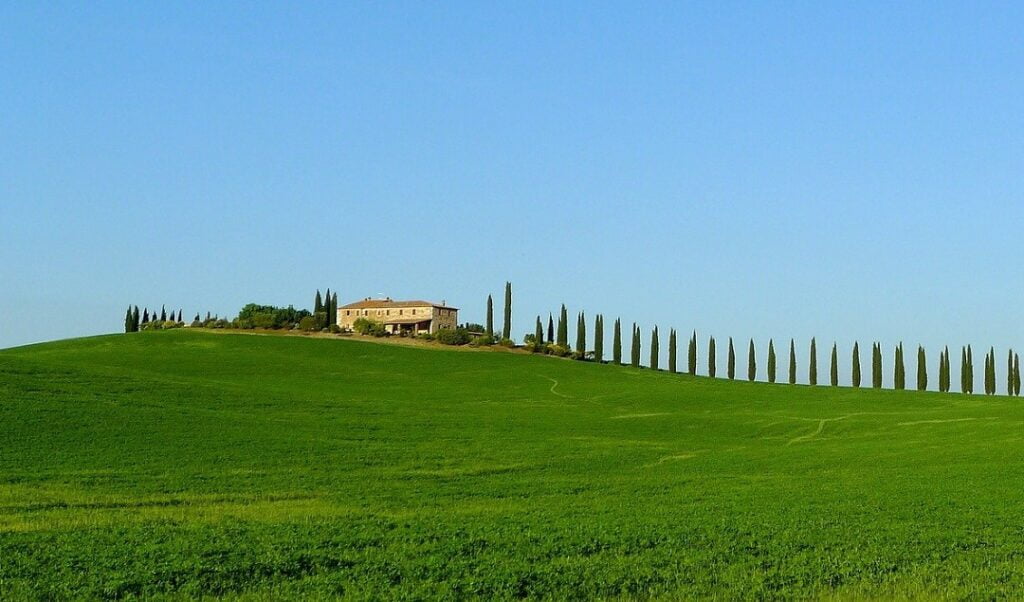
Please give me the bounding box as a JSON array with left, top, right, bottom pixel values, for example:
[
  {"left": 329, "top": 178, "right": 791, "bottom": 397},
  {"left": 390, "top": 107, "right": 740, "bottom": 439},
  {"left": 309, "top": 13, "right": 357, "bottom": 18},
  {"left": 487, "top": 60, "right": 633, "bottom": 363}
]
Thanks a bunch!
[
  {"left": 1011, "top": 354, "right": 1019, "bottom": 397},
  {"left": 688, "top": 332, "right": 697, "bottom": 376},
  {"left": 324, "top": 288, "right": 332, "bottom": 325},
  {"left": 124, "top": 306, "right": 133, "bottom": 333},
  {"left": 917, "top": 346, "right": 927, "bottom": 391},
  {"left": 534, "top": 317, "right": 543, "bottom": 351},
  {"left": 830, "top": 343, "right": 839, "bottom": 387},
  {"left": 708, "top": 336, "right": 717, "bottom": 378},
  {"left": 132, "top": 306, "right": 140, "bottom": 332},
  {"left": 314, "top": 290, "right": 323, "bottom": 314},
  {"left": 1009, "top": 350, "right": 1015, "bottom": 396},
  {"left": 160, "top": 305, "right": 167, "bottom": 322},
  {"left": 650, "top": 327, "right": 659, "bottom": 370},
  {"left": 548, "top": 313, "right": 554, "bottom": 344},
  {"left": 502, "top": 282, "right": 512, "bottom": 340},
  {"left": 809, "top": 338, "right": 818, "bottom": 386},
  {"left": 960, "top": 347, "right": 968, "bottom": 393},
  {"left": 894, "top": 343, "right": 905, "bottom": 390},
  {"left": 631, "top": 324, "right": 641, "bottom": 368},
  {"left": 767, "top": 339, "right": 777, "bottom": 384},
  {"left": 668, "top": 329, "right": 677, "bottom": 373},
  {"left": 989, "top": 347, "right": 997, "bottom": 395},
  {"left": 727, "top": 338, "right": 736, "bottom": 380},
  {"left": 788, "top": 339, "right": 797, "bottom": 385},
  {"left": 331, "top": 293, "right": 338, "bottom": 325},
  {"left": 967, "top": 345, "right": 974, "bottom": 394},
  {"left": 142, "top": 308, "right": 149, "bottom": 324},
  {"left": 557, "top": 305, "right": 568, "bottom": 347},
  {"left": 747, "top": 339, "right": 756, "bottom": 382},
  {"left": 852, "top": 342, "right": 861, "bottom": 388},
  {"left": 575, "top": 313, "right": 586, "bottom": 357},
  {"left": 942, "top": 347, "right": 951, "bottom": 393},
  {"left": 177, "top": 309, "right": 183, "bottom": 323},
  {"left": 485, "top": 295, "right": 494, "bottom": 339},
  {"left": 872, "top": 343, "right": 883, "bottom": 389},
  {"left": 594, "top": 315, "right": 604, "bottom": 363},
  {"left": 613, "top": 318, "right": 622, "bottom": 364}
]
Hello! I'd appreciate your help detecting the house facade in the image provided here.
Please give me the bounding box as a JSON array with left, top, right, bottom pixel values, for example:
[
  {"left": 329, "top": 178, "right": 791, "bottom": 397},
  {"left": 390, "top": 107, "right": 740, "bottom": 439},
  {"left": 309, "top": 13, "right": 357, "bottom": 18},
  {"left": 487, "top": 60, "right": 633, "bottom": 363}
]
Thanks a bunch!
[{"left": 338, "top": 298, "right": 458, "bottom": 335}]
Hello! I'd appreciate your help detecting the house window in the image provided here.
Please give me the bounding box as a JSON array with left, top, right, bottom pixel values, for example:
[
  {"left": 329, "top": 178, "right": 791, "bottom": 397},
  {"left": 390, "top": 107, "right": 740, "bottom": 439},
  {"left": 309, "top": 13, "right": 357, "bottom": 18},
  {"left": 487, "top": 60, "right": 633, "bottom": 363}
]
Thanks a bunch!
[{"left": 399, "top": 309, "right": 403, "bottom": 315}]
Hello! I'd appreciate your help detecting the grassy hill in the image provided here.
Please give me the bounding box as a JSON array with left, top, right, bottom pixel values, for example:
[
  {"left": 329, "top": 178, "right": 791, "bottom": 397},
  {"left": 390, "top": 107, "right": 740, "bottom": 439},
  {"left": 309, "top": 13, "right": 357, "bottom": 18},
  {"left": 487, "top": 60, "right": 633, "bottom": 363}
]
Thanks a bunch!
[{"left": 2, "top": 331, "right": 1024, "bottom": 599}]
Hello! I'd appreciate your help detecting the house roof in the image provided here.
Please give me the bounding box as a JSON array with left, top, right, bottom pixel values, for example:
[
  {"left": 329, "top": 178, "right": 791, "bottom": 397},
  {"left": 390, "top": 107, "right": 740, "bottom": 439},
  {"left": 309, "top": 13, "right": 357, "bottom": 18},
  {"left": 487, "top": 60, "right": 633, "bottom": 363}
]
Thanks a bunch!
[{"left": 340, "top": 298, "right": 459, "bottom": 311}]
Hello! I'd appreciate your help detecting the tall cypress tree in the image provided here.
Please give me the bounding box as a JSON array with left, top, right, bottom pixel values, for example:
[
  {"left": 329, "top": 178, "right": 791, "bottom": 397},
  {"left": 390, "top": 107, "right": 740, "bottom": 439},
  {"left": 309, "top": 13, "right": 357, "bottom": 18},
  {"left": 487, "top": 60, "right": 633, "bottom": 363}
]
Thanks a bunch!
[
  {"left": 1009, "top": 350, "right": 1015, "bottom": 396},
  {"left": 708, "top": 336, "right": 717, "bottom": 378},
  {"left": 631, "top": 324, "right": 641, "bottom": 368},
  {"left": 809, "top": 338, "right": 818, "bottom": 386},
  {"left": 1015, "top": 353, "right": 1021, "bottom": 396},
  {"left": 961, "top": 347, "right": 968, "bottom": 394},
  {"left": 332, "top": 293, "right": 338, "bottom": 325},
  {"left": 594, "top": 315, "right": 604, "bottom": 363},
  {"left": 575, "top": 313, "right": 586, "bottom": 357},
  {"left": 967, "top": 345, "right": 974, "bottom": 394},
  {"left": 789, "top": 339, "right": 797, "bottom": 385},
  {"left": 830, "top": 343, "right": 839, "bottom": 387},
  {"left": 688, "top": 332, "right": 697, "bottom": 376},
  {"left": 534, "top": 317, "right": 543, "bottom": 351},
  {"left": 894, "top": 343, "right": 905, "bottom": 391},
  {"left": 917, "top": 346, "right": 927, "bottom": 391},
  {"left": 727, "top": 338, "right": 736, "bottom": 380},
  {"left": 613, "top": 318, "right": 622, "bottom": 364},
  {"left": 160, "top": 305, "right": 167, "bottom": 322},
  {"left": 548, "top": 313, "right": 554, "bottom": 344},
  {"left": 557, "top": 305, "right": 568, "bottom": 347},
  {"left": 324, "top": 289, "right": 332, "bottom": 326},
  {"left": 747, "top": 339, "right": 756, "bottom": 382},
  {"left": 852, "top": 342, "right": 861, "bottom": 388},
  {"left": 989, "top": 347, "right": 997, "bottom": 395},
  {"left": 875, "top": 343, "right": 885, "bottom": 389},
  {"left": 125, "top": 306, "right": 134, "bottom": 333},
  {"left": 142, "top": 308, "right": 149, "bottom": 324},
  {"left": 485, "top": 295, "right": 494, "bottom": 339},
  {"left": 132, "top": 306, "right": 140, "bottom": 332},
  {"left": 314, "top": 290, "right": 323, "bottom": 314},
  {"left": 502, "top": 282, "right": 512, "bottom": 340},
  {"left": 668, "top": 329, "right": 677, "bottom": 373},
  {"left": 940, "top": 347, "right": 950, "bottom": 393},
  {"left": 767, "top": 339, "right": 777, "bottom": 384},
  {"left": 650, "top": 327, "right": 659, "bottom": 370}
]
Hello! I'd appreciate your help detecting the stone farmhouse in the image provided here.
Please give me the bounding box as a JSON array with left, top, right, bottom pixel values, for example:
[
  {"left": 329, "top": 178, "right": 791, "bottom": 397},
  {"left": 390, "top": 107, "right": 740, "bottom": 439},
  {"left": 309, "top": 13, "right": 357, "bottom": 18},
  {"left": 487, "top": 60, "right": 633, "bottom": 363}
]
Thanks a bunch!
[{"left": 338, "top": 297, "right": 458, "bottom": 335}]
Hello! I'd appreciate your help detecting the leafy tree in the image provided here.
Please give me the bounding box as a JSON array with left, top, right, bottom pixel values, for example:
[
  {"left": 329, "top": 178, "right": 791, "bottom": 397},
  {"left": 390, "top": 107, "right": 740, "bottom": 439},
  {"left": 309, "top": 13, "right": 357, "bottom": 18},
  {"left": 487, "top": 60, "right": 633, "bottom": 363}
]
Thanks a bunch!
[
  {"left": 631, "top": 324, "right": 641, "bottom": 368},
  {"left": 747, "top": 339, "right": 756, "bottom": 382},
  {"left": 485, "top": 295, "right": 493, "bottom": 339},
  {"left": 852, "top": 342, "right": 861, "bottom": 388},
  {"left": 788, "top": 339, "right": 797, "bottom": 385},
  {"left": 809, "top": 338, "right": 818, "bottom": 386},
  {"left": 668, "top": 329, "right": 677, "bottom": 373},
  {"left": 594, "top": 315, "right": 604, "bottom": 363},
  {"left": 502, "top": 282, "right": 512, "bottom": 340},
  {"left": 575, "top": 313, "right": 586, "bottom": 357},
  {"left": 688, "top": 331, "right": 697, "bottom": 376},
  {"left": 917, "top": 346, "right": 928, "bottom": 391},
  {"left": 767, "top": 339, "right": 777, "bottom": 384},
  {"left": 708, "top": 336, "right": 717, "bottom": 378},
  {"left": 557, "top": 305, "right": 568, "bottom": 347},
  {"left": 650, "top": 327, "right": 659, "bottom": 370},
  {"left": 613, "top": 318, "right": 622, "bottom": 364},
  {"left": 830, "top": 343, "right": 839, "bottom": 387}
]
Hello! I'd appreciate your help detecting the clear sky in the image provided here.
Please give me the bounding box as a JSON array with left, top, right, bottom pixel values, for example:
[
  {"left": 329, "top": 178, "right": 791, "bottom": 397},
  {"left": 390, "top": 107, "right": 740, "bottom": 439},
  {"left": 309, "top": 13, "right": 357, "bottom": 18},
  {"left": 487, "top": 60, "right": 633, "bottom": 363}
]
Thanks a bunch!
[{"left": 2, "top": 2, "right": 1023, "bottom": 385}]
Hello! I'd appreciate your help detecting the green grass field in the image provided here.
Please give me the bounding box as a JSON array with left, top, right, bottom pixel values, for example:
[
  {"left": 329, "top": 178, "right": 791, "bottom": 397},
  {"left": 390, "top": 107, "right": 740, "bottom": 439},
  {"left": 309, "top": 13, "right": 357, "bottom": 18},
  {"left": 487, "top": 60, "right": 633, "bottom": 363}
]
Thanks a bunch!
[{"left": 2, "top": 330, "right": 1024, "bottom": 599}]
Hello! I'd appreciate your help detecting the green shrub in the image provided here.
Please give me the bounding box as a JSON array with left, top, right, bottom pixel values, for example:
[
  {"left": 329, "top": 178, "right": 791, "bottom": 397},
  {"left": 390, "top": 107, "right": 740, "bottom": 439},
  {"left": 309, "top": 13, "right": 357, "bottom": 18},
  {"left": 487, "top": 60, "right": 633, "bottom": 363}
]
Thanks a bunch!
[
  {"left": 328, "top": 324, "right": 342, "bottom": 334},
  {"left": 435, "top": 328, "right": 471, "bottom": 346},
  {"left": 472, "top": 335, "right": 495, "bottom": 346},
  {"left": 353, "top": 318, "right": 387, "bottom": 336},
  {"left": 298, "top": 316, "right": 320, "bottom": 331},
  {"left": 417, "top": 333, "right": 435, "bottom": 341},
  {"left": 498, "top": 338, "right": 516, "bottom": 348},
  {"left": 547, "top": 344, "right": 571, "bottom": 357}
]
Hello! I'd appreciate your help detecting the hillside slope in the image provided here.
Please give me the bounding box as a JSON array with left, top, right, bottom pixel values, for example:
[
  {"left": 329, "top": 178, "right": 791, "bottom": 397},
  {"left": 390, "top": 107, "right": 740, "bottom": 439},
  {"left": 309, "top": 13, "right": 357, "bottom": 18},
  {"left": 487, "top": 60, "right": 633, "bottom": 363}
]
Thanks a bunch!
[{"left": 2, "top": 331, "right": 1024, "bottom": 599}]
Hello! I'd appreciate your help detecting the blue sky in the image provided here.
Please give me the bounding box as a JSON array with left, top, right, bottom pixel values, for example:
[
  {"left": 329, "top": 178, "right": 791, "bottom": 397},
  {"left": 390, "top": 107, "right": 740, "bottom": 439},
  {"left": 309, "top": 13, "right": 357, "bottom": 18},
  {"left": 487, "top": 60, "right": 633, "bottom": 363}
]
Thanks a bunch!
[{"left": 2, "top": 2, "right": 1023, "bottom": 385}]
